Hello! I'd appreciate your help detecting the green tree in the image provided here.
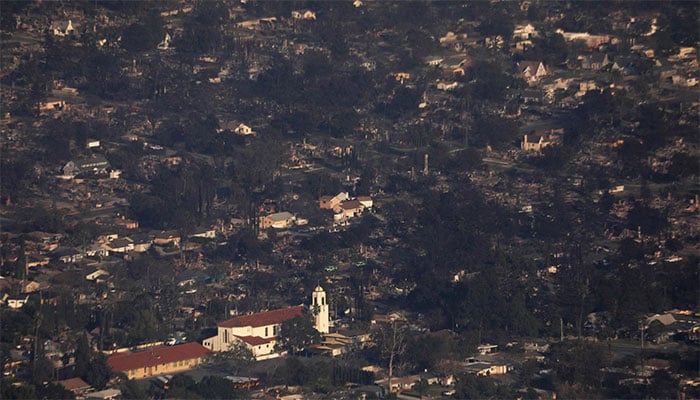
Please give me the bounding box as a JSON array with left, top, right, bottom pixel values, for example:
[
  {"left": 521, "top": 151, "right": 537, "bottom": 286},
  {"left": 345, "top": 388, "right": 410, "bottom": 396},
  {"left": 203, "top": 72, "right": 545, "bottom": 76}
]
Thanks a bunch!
[
  {"left": 36, "top": 382, "right": 75, "bottom": 399},
  {"left": 648, "top": 29, "right": 677, "bottom": 56},
  {"left": 454, "top": 373, "right": 512, "bottom": 399},
  {"left": 668, "top": 152, "right": 697, "bottom": 178},
  {"left": 119, "top": 378, "right": 149, "bottom": 399},
  {"left": 74, "top": 333, "right": 91, "bottom": 380},
  {"left": 470, "top": 114, "right": 518, "bottom": 149},
  {"left": 130, "top": 308, "right": 161, "bottom": 345},
  {"left": 30, "top": 355, "right": 54, "bottom": 385},
  {"left": 408, "top": 332, "right": 456, "bottom": 372},
  {"left": 278, "top": 356, "right": 312, "bottom": 386},
  {"left": 276, "top": 311, "right": 320, "bottom": 355},
  {"left": 1, "top": 379, "right": 36, "bottom": 399},
  {"left": 165, "top": 374, "right": 199, "bottom": 399},
  {"left": 477, "top": 9, "right": 514, "bottom": 38},
  {"left": 120, "top": 13, "right": 165, "bottom": 53},
  {"left": 414, "top": 378, "right": 430, "bottom": 398},
  {"left": 523, "top": 33, "right": 569, "bottom": 66},
  {"left": 548, "top": 341, "right": 607, "bottom": 393},
  {"left": 192, "top": 375, "right": 244, "bottom": 399},
  {"left": 217, "top": 341, "right": 254, "bottom": 375},
  {"left": 84, "top": 353, "right": 111, "bottom": 390}
]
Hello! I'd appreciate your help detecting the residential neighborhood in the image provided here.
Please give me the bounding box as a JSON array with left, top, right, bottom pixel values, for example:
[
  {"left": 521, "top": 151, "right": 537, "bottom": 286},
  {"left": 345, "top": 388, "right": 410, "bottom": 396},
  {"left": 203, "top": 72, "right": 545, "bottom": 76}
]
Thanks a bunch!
[{"left": 0, "top": 1, "right": 698, "bottom": 399}]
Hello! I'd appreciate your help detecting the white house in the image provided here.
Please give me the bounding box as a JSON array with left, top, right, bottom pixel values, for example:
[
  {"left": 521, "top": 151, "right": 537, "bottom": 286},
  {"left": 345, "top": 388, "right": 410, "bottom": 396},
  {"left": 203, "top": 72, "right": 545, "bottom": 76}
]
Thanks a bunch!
[
  {"left": 62, "top": 155, "right": 110, "bottom": 176},
  {"left": 320, "top": 192, "right": 350, "bottom": 209},
  {"left": 234, "top": 123, "right": 256, "bottom": 136},
  {"left": 54, "top": 248, "right": 84, "bottom": 263},
  {"left": 86, "top": 243, "right": 109, "bottom": 258},
  {"left": 291, "top": 10, "right": 316, "bottom": 20},
  {"left": 513, "top": 23, "right": 539, "bottom": 41},
  {"left": 334, "top": 200, "right": 365, "bottom": 221},
  {"left": 463, "top": 360, "right": 511, "bottom": 376},
  {"left": 106, "top": 237, "right": 134, "bottom": 253},
  {"left": 437, "top": 81, "right": 460, "bottom": 91},
  {"left": 4, "top": 294, "right": 30, "bottom": 309},
  {"left": 477, "top": 344, "right": 498, "bottom": 355},
  {"left": 85, "top": 268, "right": 110, "bottom": 282},
  {"left": 157, "top": 33, "right": 172, "bottom": 50},
  {"left": 518, "top": 61, "right": 552, "bottom": 83},
  {"left": 521, "top": 134, "right": 552, "bottom": 151},
  {"left": 50, "top": 20, "right": 75, "bottom": 37},
  {"left": 521, "top": 130, "right": 561, "bottom": 152},
  {"left": 260, "top": 212, "right": 296, "bottom": 229},
  {"left": 190, "top": 228, "right": 217, "bottom": 239},
  {"left": 357, "top": 196, "right": 373, "bottom": 209}
]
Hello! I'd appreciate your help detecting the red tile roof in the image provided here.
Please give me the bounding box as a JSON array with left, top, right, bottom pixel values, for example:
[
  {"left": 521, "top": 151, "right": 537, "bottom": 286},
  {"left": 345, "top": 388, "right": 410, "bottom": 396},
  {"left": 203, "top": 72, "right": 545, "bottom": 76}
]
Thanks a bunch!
[
  {"left": 236, "top": 335, "right": 275, "bottom": 346},
  {"left": 107, "top": 342, "right": 211, "bottom": 372},
  {"left": 218, "top": 305, "right": 304, "bottom": 328},
  {"left": 57, "top": 377, "right": 91, "bottom": 392}
]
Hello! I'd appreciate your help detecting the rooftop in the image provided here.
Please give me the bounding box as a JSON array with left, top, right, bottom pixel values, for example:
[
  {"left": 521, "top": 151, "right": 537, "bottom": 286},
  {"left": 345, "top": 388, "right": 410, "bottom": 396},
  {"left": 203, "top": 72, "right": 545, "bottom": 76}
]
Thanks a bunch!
[
  {"left": 107, "top": 342, "right": 211, "bottom": 372},
  {"left": 218, "top": 305, "right": 304, "bottom": 328},
  {"left": 56, "top": 377, "right": 91, "bottom": 392},
  {"left": 236, "top": 335, "right": 275, "bottom": 346}
]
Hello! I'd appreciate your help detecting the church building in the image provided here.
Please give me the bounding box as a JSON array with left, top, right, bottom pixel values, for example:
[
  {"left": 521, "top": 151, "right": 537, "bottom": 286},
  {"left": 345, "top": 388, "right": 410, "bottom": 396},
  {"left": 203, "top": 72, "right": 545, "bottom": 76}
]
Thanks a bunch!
[{"left": 203, "top": 286, "right": 330, "bottom": 360}]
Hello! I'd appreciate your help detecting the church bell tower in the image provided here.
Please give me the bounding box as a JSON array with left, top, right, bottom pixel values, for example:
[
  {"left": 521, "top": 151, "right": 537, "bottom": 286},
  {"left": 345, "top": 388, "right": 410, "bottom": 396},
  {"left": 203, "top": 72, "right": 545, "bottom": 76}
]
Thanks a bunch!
[{"left": 312, "top": 286, "right": 330, "bottom": 334}]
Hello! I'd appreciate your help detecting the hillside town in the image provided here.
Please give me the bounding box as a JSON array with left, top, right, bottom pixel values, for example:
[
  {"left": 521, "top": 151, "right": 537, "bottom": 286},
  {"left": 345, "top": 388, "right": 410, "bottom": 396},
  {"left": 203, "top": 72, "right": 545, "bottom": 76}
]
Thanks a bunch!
[{"left": 0, "top": 1, "right": 698, "bottom": 399}]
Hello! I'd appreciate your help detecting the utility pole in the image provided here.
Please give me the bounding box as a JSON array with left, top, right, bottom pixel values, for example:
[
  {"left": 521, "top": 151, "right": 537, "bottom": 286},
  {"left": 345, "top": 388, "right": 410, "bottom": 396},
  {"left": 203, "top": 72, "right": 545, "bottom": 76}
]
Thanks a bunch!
[
  {"left": 33, "top": 311, "right": 42, "bottom": 373},
  {"left": 560, "top": 317, "right": 564, "bottom": 342}
]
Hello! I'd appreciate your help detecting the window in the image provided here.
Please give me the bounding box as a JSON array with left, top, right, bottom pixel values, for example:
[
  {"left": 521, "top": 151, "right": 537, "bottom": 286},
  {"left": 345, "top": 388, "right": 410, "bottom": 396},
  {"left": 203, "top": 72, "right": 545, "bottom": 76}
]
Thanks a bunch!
[
  {"left": 265, "top": 327, "right": 268, "bottom": 336},
  {"left": 224, "top": 330, "right": 229, "bottom": 343},
  {"left": 273, "top": 325, "right": 278, "bottom": 335}
]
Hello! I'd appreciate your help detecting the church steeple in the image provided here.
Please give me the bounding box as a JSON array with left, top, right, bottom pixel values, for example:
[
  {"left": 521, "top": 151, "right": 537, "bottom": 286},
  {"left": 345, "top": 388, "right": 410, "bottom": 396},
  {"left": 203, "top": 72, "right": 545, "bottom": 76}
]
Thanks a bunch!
[{"left": 312, "top": 286, "right": 329, "bottom": 334}]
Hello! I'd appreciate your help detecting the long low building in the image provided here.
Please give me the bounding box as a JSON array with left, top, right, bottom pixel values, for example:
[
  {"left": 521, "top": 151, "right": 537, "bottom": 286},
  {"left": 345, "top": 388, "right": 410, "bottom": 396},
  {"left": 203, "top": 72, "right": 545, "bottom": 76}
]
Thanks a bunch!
[{"left": 107, "top": 343, "right": 211, "bottom": 380}]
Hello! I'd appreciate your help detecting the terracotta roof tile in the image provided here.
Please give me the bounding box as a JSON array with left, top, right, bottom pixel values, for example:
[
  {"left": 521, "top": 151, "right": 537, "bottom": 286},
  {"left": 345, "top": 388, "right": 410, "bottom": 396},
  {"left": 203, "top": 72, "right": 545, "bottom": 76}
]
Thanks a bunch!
[
  {"left": 57, "top": 377, "right": 91, "bottom": 391},
  {"left": 218, "top": 305, "right": 304, "bottom": 328},
  {"left": 235, "top": 335, "right": 275, "bottom": 346},
  {"left": 107, "top": 342, "right": 211, "bottom": 372}
]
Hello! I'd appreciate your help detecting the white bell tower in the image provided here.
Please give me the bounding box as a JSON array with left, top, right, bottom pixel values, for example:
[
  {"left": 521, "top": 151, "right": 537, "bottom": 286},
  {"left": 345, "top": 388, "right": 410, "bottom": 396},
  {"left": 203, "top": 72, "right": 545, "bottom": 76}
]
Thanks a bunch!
[{"left": 312, "top": 286, "right": 329, "bottom": 334}]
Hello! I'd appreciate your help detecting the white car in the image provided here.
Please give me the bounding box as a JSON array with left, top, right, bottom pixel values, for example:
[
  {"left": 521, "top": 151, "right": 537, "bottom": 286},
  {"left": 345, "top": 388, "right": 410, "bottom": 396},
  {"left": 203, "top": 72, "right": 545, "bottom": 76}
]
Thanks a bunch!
[{"left": 165, "top": 338, "right": 177, "bottom": 346}]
